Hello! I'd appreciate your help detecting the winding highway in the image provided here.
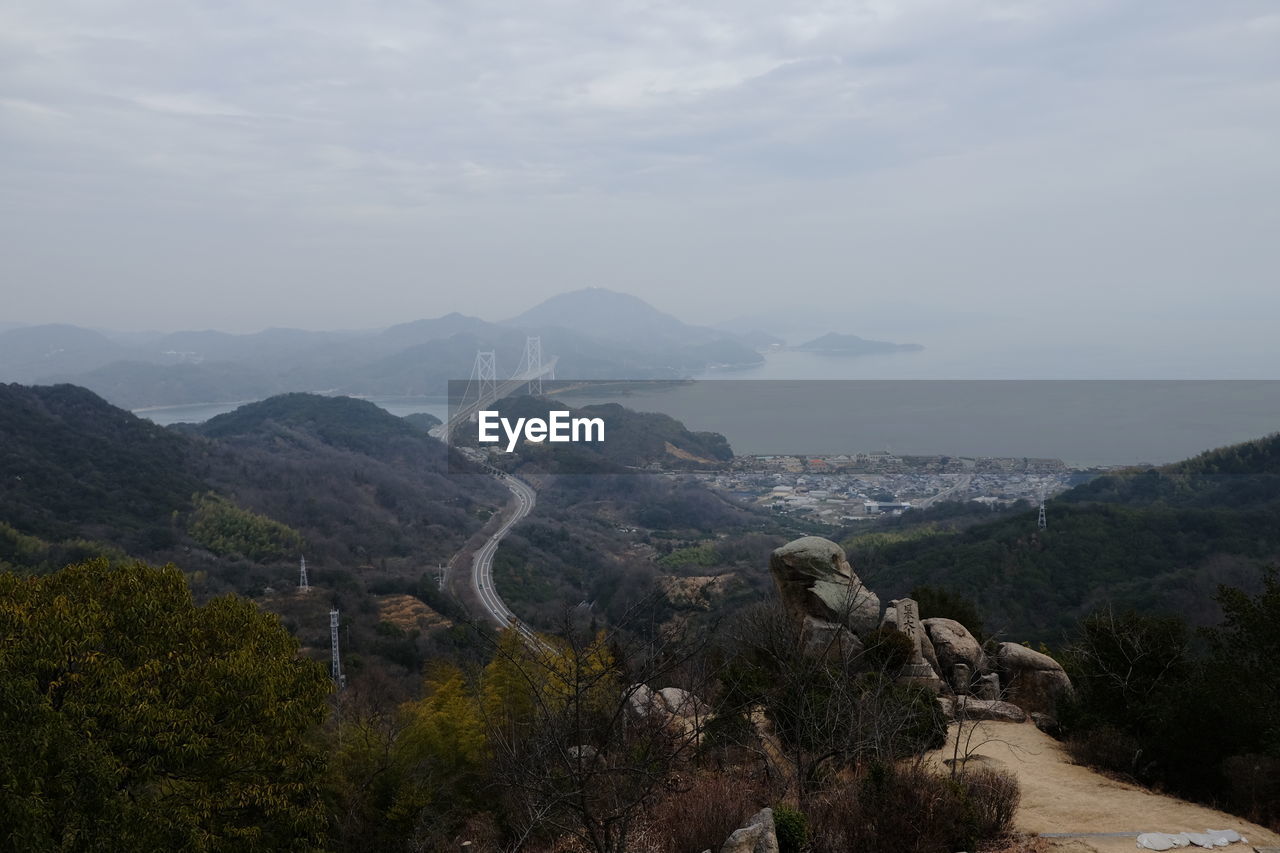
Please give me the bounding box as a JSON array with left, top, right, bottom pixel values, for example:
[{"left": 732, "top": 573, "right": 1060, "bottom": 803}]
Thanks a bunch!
[{"left": 470, "top": 472, "right": 539, "bottom": 643}]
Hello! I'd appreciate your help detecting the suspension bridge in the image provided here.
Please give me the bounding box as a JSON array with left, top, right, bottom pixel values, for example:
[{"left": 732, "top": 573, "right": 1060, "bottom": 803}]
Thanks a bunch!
[{"left": 429, "top": 336, "right": 558, "bottom": 439}]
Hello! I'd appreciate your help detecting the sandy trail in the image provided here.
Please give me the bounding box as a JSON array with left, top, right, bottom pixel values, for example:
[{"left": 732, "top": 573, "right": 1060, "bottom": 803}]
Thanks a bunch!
[{"left": 929, "top": 720, "right": 1280, "bottom": 853}]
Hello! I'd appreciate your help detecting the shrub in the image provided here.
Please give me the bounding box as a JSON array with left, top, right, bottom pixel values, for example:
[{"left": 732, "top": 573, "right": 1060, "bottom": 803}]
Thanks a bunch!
[
  {"left": 1061, "top": 606, "right": 1193, "bottom": 737},
  {"left": 912, "top": 585, "right": 987, "bottom": 641},
  {"left": 808, "top": 763, "right": 1020, "bottom": 853},
  {"left": 647, "top": 772, "right": 767, "bottom": 853},
  {"left": 961, "top": 766, "right": 1021, "bottom": 840},
  {"left": 1064, "top": 724, "right": 1142, "bottom": 778},
  {"left": 1222, "top": 753, "right": 1280, "bottom": 828},
  {"left": 899, "top": 679, "right": 951, "bottom": 752},
  {"left": 773, "top": 803, "right": 808, "bottom": 853},
  {"left": 860, "top": 625, "right": 915, "bottom": 675}
]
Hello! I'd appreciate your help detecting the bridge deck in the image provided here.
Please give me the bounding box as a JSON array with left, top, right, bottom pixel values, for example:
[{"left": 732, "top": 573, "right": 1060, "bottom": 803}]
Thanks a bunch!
[{"left": 430, "top": 356, "right": 559, "bottom": 438}]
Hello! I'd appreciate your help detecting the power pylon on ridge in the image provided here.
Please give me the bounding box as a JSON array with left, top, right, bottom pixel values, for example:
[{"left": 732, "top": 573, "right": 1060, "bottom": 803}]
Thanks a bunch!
[
  {"left": 330, "top": 609, "right": 346, "bottom": 689},
  {"left": 299, "top": 556, "right": 309, "bottom": 591},
  {"left": 1037, "top": 490, "right": 1048, "bottom": 531}
]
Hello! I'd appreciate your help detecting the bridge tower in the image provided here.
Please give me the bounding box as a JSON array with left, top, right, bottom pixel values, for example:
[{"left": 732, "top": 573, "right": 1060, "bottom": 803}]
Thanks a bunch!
[
  {"left": 474, "top": 350, "right": 497, "bottom": 401},
  {"left": 521, "top": 336, "right": 544, "bottom": 396},
  {"left": 298, "top": 556, "right": 309, "bottom": 591},
  {"left": 330, "top": 609, "right": 346, "bottom": 689}
]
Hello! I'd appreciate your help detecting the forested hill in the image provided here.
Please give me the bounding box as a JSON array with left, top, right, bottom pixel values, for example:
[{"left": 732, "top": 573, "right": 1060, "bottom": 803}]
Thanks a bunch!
[
  {"left": 848, "top": 432, "right": 1280, "bottom": 643},
  {"left": 0, "top": 383, "right": 203, "bottom": 546},
  {"left": 0, "top": 385, "right": 504, "bottom": 588},
  {"left": 194, "top": 392, "right": 425, "bottom": 455},
  {"left": 1060, "top": 431, "right": 1280, "bottom": 508},
  {"left": 462, "top": 395, "right": 734, "bottom": 472},
  {"left": 186, "top": 393, "right": 506, "bottom": 585}
]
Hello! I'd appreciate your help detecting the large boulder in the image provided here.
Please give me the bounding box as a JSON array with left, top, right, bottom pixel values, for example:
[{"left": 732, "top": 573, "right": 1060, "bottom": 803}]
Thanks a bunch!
[
  {"left": 952, "top": 696, "right": 1028, "bottom": 723},
  {"left": 801, "top": 615, "right": 865, "bottom": 662},
  {"left": 627, "top": 684, "right": 710, "bottom": 738},
  {"left": 627, "top": 683, "right": 657, "bottom": 718},
  {"left": 1031, "top": 712, "right": 1063, "bottom": 738},
  {"left": 923, "top": 618, "right": 988, "bottom": 691},
  {"left": 973, "top": 673, "right": 1001, "bottom": 701},
  {"left": 996, "top": 643, "right": 1073, "bottom": 714},
  {"left": 720, "top": 807, "right": 779, "bottom": 853},
  {"left": 655, "top": 687, "right": 709, "bottom": 719},
  {"left": 770, "top": 537, "right": 880, "bottom": 635},
  {"left": 951, "top": 663, "right": 972, "bottom": 693}
]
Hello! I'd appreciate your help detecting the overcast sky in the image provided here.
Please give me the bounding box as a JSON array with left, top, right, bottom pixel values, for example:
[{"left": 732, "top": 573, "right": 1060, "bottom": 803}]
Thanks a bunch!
[{"left": 2, "top": 1, "right": 1278, "bottom": 357}]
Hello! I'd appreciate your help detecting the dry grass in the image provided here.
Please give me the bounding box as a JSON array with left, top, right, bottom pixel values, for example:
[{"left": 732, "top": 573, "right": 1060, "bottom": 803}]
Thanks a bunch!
[
  {"left": 657, "top": 575, "right": 730, "bottom": 609},
  {"left": 980, "top": 834, "right": 1053, "bottom": 852},
  {"left": 807, "top": 763, "right": 1021, "bottom": 853},
  {"left": 642, "top": 771, "right": 770, "bottom": 853},
  {"left": 375, "top": 593, "right": 451, "bottom": 633}
]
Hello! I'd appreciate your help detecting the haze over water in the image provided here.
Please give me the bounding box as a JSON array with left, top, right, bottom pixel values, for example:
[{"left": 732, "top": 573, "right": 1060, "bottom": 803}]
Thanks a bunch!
[
  {"left": 139, "top": 347, "right": 1280, "bottom": 467},
  {"left": 569, "top": 377, "right": 1280, "bottom": 466}
]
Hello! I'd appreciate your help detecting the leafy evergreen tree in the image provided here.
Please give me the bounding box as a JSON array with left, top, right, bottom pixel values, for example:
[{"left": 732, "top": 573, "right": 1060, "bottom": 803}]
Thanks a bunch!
[{"left": 0, "top": 559, "right": 331, "bottom": 852}]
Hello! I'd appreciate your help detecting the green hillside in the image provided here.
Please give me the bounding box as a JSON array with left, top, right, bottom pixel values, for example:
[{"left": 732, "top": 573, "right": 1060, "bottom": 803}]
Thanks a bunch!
[
  {"left": 197, "top": 392, "right": 421, "bottom": 454},
  {"left": 463, "top": 395, "right": 733, "bottom": 472},
  {"left": 847, "top": 433, "right": 1280, "bottom": 642},
  {"left": 0, "top": 383, "right": 202, "bottom": 548},
  {"left": 0, "top": 384, "right": 511, "bottom": 692},
  {"left": 0, "top": 386, "right": 504, "bottom": 585}
]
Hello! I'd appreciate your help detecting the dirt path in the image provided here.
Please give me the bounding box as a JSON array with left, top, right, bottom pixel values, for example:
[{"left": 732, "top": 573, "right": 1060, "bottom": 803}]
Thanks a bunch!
[{"left": 930, "top": 721, "right": 1279, "bottom": 853}]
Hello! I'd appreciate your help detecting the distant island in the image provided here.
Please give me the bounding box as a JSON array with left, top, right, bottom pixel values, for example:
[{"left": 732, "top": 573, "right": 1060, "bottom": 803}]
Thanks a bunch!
[{"left": 792, "top": 332, "right": 924, "bottom": 355}]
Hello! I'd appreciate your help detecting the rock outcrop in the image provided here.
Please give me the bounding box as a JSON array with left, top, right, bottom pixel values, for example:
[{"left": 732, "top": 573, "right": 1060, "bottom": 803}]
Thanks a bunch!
[
  {"left": 627, "top": 684, "right": 709, "bottom": 737},
  {"left": 765, "top": 536, "right": 1074, "bottom": 718},
  {"left": 923, "top": 617, "right": 989, "bottom": 691},
  {"left": 718, "top": 807, "right": 780, "bottom": 853},
  {"left": 801, "top": 614, "right": 865, "bottom": 661},
  {"left": 973, "top": 672, "right": 1001, "bottom": 701},
  {"left": 769, "top": 537, "right": 880, "bottom": 635},
  {"left": 949, "top": 696, "right": 1029, "bottom": 723},
  {"left": 996, "top": 642, "right": 1073, "bottom": 715},
  {"left": 1031, "top": 711, "right": 1062, "bottom": 737}
]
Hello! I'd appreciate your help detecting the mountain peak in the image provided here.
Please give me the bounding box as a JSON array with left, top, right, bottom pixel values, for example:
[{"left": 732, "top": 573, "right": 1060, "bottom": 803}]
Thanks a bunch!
[
  {"left": 506, "top": 288, "right": 698, "bottom": 344},
  {"left": 379, "top": 313, "right": 493, "bottom": 347}
]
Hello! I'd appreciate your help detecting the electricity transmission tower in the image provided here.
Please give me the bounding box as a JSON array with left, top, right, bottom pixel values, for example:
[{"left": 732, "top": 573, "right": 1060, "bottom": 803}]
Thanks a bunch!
[
  {"left": 330, "top": 609, "right": 346, "bottom": 689},
  {"left": 1037, "top": 489, "right": 1047, "bottom": 531},
  {"left": 298, "top": 556, "right": 309, "bottom": 591}
]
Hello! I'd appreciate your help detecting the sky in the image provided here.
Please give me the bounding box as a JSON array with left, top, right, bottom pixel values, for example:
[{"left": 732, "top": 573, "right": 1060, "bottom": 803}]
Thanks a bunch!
[{"left": 2, "top": 0, "right": 1279, "bottom": 360}]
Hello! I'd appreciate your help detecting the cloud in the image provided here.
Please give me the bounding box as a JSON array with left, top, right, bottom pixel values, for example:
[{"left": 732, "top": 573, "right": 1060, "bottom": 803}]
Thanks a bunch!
[
  {"left": 0, "top": 0, "right": 1277, "bottom": 357},
  {"left": 130, "top": 92, "right": 262, "bottom": 118}
]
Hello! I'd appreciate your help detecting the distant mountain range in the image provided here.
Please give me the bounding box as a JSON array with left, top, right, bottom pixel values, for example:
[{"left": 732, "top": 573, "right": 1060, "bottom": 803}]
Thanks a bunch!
[
  {"left": 0, "top": 288, "right": 922, "bottom": 411},
  {"left": 0, "top": 290, "right": 769, "bottom": 409}
]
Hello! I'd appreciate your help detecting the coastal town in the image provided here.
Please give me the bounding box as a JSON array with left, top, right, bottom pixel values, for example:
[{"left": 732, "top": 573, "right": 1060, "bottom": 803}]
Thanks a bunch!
[{"left": 684, "top": 452, "right": 1105, "bottom": 524}]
